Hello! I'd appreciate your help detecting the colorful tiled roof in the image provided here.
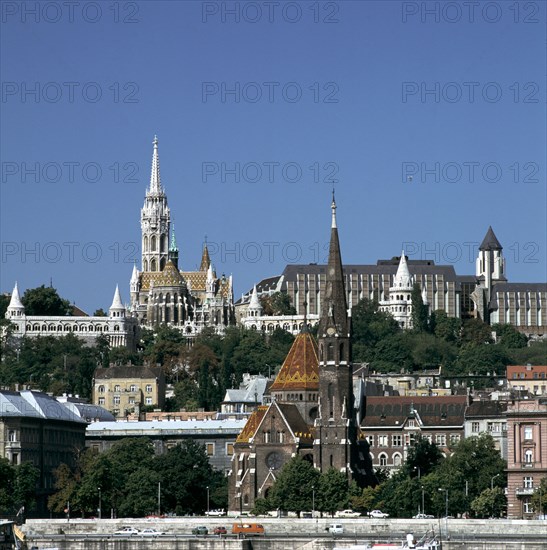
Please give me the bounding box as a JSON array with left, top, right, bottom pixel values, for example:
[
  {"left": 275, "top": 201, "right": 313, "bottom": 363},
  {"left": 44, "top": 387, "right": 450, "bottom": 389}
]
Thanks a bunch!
[
  {"left": 269, "top": 331, "right": 319, "bottom": 391},
  {"left": 181, "top": 271, "right": 207, "bottom": 292},
  {"left": 155, "top": 261, "right": 185, "bottom": 287},
  {"left": 236, "top": 405, "right": 268, "bottom": 443}
]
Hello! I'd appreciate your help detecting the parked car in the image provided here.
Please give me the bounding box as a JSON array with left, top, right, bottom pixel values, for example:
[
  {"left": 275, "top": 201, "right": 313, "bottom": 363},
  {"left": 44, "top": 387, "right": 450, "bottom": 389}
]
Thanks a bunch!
[
  {"left": 213, "top": 526, "right": 227, "bottom": 535},
  {"left": 192, "top": 526, "right": 209, "bottom": 535},
  {"left": 368, "top": 510, "right": 389, "bottom": 519},
  {"left": 114, "top": 527, "right": 140, "bottom": 536},
  {"left": 141, "top": 528, "right": 164, "bottom": 536},
  {"left": 326, "top": 523, "right": 344, "bottom": 535},
  {"left": 412, "top": 513, "right": 434, "bottom": 519},
  {"left": 205, "top": 508, "right": 226, "bottom": 516},
  {"left": 335, "top": 509, "right": 361, "bottom": 518}
]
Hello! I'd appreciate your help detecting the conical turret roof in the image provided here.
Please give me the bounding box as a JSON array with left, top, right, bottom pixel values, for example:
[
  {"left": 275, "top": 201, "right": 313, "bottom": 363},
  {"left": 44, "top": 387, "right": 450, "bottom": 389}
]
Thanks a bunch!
[
  {"left": 8, "top": 282, "right": 24, "bottom": 309},
  {"left": 110, "top": 285, "right": 124, "bottom": 309},
  {"left": 479, "top": 226, "right": 502, "bottom": 251},
  {"left": 392, "top": 251, "right": 413, "bottom": 289}
]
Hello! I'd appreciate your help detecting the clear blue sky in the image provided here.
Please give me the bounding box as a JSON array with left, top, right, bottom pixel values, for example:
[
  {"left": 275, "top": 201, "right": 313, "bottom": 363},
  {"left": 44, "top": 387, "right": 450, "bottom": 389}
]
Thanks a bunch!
[{"left": 1, "top": 1, "right": 546, "bottom": 312}]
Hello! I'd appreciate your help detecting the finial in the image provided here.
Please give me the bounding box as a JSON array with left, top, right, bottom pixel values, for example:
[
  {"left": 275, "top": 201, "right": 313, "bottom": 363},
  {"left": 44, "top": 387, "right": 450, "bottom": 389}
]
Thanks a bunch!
[
  {"left": 153, "top": 135, "right": 158, "bottom": 146},
  {"left": 170, "top": 223, "right": 178, "bottom": 251},
  {"left": 204, "top": 234, "right": 208, "bottom": 246},
  {"left": 331, "top": 191, "right": 337, "bottom": 229},
  {"left": 302, "top": 301, "right": 308, "bottom": 331}
]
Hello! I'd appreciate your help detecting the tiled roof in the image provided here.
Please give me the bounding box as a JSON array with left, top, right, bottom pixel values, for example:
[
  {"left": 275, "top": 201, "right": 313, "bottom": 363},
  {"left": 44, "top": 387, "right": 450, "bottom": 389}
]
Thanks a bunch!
[
  {"left": 362, "top": 396, "right": 468, "bottom": 427},
  {"left": 479, "top": 226, "right": 502, "bottom": 251},
  {"left": 465, "top": 400, "right": 507, "bottom": 418},
  {"left": 155, "top": 261, "right": 185, "bottom": 287},
  {"left": 182, "top": 271, "right": 207, "bottom": 292},
  {"left": 276, "top": 403, "right": 314, "bottom": 442},
  {"left": 269, "top": 331, "right": 319, "bottom": 391},
  {"left": 236, "top": 405, "right": 268, "bottom": 443},
  {"left": 507, "top": 365, "right": 547, "bottom": 380},
  {"left": 94, "top": 366, "right": 163, "bottom": 380}
]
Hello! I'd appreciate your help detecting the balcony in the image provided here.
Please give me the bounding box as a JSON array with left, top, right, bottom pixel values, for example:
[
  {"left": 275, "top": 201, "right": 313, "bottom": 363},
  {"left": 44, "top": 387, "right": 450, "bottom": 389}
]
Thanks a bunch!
[{"left": 515, "top": 487, "right": 534, "bottom": 496}]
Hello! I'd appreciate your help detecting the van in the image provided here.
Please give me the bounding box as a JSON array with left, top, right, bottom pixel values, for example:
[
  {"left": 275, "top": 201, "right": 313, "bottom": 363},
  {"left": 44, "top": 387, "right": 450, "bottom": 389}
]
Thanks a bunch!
[
  {"left": 327, "top": 523, "right": 344, "bottom": 534},
  {"left": 232, "top": 523, "right": 265, "bottom": 537}
]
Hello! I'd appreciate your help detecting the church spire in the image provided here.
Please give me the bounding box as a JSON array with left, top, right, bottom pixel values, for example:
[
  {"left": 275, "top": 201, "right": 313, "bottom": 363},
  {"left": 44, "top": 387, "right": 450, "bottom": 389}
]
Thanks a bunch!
[
  {"left": 319, "top": 194, "right": 349, "bottom": 338},
  {"left": 149, "top": 135, "right": 162, "bottom": 195},
  {"left": 200, "top": 238, "right": 211, "bottom": 271},
  {"left": 6, "top": 282, "right": 25, "bottom": 319}
]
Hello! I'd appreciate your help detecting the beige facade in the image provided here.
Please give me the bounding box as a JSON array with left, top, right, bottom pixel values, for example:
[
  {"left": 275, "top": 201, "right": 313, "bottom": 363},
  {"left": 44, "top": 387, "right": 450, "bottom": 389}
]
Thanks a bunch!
[
  {"left": 506, "top": 398, "right": 547, "bottom": 518},
  {"left": 507, "top": 365, "right": 547, "bottom": 396},
  {"left": 92, "top": 366, "right": 165, "bottom": 418}
]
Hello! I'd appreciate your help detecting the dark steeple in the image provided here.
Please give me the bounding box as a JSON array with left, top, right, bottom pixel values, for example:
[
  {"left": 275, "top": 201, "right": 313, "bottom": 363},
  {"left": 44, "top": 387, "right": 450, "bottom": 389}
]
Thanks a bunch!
[
  {"left": 479, "top": 226, "right": 502, "bottom": 251},
  {"left": 318, "top": 194, "right": 349, "bottom": 340}
]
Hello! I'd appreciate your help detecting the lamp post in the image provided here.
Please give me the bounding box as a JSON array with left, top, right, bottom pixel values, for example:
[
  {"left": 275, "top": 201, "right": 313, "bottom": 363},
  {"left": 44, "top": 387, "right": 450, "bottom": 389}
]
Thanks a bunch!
[
  {"left": 421, "top": 485, "right": 425, "bottom": 515},
  {"left": 157, "top": 481, "right": 161, "bottom": 516},
  {"left": 414, "top": 466, "right": 421, "bottom": 479},
  {"left": 312, "top": 485, "right": 315, "bottom": 517},
  {"left": 491, "top": 473, "right": 500, "bottom": 490},
  {"left": 98, "top": 487, "right": 102, "bottom": 520},
  {"left": 206, "top": 486, "right": 210, "bottom": 515},
  {"left": 438, "top": 488, "right": 448, "bottom": 517}
]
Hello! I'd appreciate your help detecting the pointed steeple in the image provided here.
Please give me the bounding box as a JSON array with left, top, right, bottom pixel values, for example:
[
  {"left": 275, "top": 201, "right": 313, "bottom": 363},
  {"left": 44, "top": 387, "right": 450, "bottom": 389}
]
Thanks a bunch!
[
  {"left": 393, "top": 251, "right": 413, "bottom": 289},
  {"left": 169, "top": 224, "right": 179, "bottom": 269},
  {"left": 200, "top": 238, "right": 211, "bottom": 271},
  {"left": 319, "top": 194, "right": 349, "bottom": 338},
  {"left": 130, "top": 263, "right": 139, "bottom": 283},
  {"left": 249, "top": 285, "right": 261, "bottom": 309},
  {"left": 479, "top": 226, "right": 502, "bottom": 251},
  {"left": 6, "top": 282, "right": 25, "bottom": 319},
  {"left": 149, "top": 135, "right": 163, "bottom": 195},
  {"left": 110, "top": 285, "right": 124, "bottom": 309}
]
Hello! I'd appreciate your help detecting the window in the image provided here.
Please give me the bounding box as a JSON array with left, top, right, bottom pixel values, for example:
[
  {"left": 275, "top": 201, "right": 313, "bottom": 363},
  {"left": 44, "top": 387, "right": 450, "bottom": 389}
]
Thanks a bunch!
[
  {"left": 392, "top": 435, "right": 402, "bottom": 447},
  {"left": 277, "top": 431, "right": 285, "bottom": 443},
  {"left": 523, "top": 476, "right": 533, "bottom": 489},
  {"left": 113, "top": 396, "right": 120, "bottom": 405},
  {"left": 145, "top": 397, "right": 153, "bottom": 405},
  {"left": 378, "top": 435, "right": 388, "bottom": 446},
  {"left": 407, "top": 419, "right": 415, "bottom": 428},
  {"left": 129, "top": 398, "right": 135, "bottom": 405},
  {"left": 98, "top": 398, "right": 105, "bottom": 405},
  {"left": 472, "top": 422, "right": 480, "bottom": 433},
  {"left": 450, "top": 434, "right": 460, "bottom": 445},
  {"left": 523, "top": 500, "right": 533, "bottom": 514},
  {"left": 206, "top": 443, "right": 215, "bottom": 456},
  {"left": 114, "top": 385, "right": 121, "bottom": 392},
  {"left": 130, "top": 385, "right": 137, "bottom": 392},
  {"left": 393, "top": 453, "right": 402, "bottom": 466},
  {"left": 436, "top": 434, "right": 446, "bottom": 446},
  {"left": 524, "top": 449, "right": 533, "bottom": 463},
  {"left": 146, "top": 385, "right": 153, "bottom": 393},
  {"left": 8, "top": 430, "right": 16, "bottom": 442},
  {"left": 524, "top": 426, "right": 533, "bottom": 440},
  {"left": 264, "top": 431, "right": 271, "bottom": 443},
  {"left": 98, "top": 385, "right": 105, "bottom": 393},
  {"left": 226, "top": 443, "right": 234, "bottom": 455},
  {"left": 379, "top": 453, "right": 388, "bottom": 467}
]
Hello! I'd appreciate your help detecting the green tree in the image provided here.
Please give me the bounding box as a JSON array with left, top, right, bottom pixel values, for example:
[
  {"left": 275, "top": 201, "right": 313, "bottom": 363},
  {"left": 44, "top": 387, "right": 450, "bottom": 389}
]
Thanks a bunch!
[
  {"left": 492, "top": 323, "right": 528, "bottom": 349},
  {"left": 0, "top": 458, "right": 15, "bottom": 514},
  {"left": 452, "top": 345, "right": 510, "bottom": 377},
  {"left": 317, "top": 468, "right": 350, "bottom": 515},
  {"left": 269, "top": 456, "right": 320, "bottom": 515},
  {"left": 411, "top": 283, "right": 429, "bottom": 333},
  {"left": 21, "top": 285, "right": 71, "bottom": 316},
  {"left": 403, "top": 436, "right": 443, "bottom": 478},
  {"left": 530, "top": 476, "right": 547, "bottom": 517},
  {"left": 431, "top": 310, "right": 462, "bottom": 344},
  {"left": 93, "top": 308, "right": 107, "bottom": 317},
  {"left": 13, "top": 462, "right": 40, "bottom": 513},
  {"left": 260, "top": 292, "right": 297, "bottom": 315},
  {"left": 509, "top": 340, "right": 547, "bottom": 366},
  {"left": 471, "top": 487, "right": 506, "bottom": 518},
  {"left": 351, "top": 299, "right": 401, "bottom": 363},
  {"left": 460, "top": 318, "right": 493, "bottom": 347},
  {"left": 410, "top": 333, "right": 457, "bottom": 370},
  {"left": 0, "top": 294, "right": 10, "bottom": 318}
]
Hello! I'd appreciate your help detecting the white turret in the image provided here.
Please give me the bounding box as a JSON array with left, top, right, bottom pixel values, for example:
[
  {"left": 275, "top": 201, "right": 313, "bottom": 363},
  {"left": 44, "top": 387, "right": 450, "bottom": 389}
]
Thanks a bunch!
[
  {"left": 393, "top": 250, "right": 413, "bottom": 290},
  {"left": 206, "top": 263, "right": 215, "bottom": 300},
  {"left": 379, "top": 252, "right": 415, "bottom": 329},
  {"left": 6, "top": 282, "right": 25, "bottom": 319},
  {"left": 247, "top": 285, "right": 263, "bottom": 318},
  {"left": 109, "top": 285, "right": 126, "bottom": 318}
]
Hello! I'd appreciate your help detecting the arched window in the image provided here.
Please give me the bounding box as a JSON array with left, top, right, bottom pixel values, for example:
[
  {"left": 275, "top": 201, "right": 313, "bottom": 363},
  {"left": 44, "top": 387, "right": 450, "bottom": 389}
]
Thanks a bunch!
[
  {"left": 98, "top": 385, "right": 105, "bottom": 393},
  {"left": 161, "top": 234, "right": 167, "bottom": 253},
  {"left": 327, "top": 342, "right": 334, "bottom": 361},
  {"left": 143, "top": 236, "right": 148, "bottom": 252},
  {"left": 524, "top": 449, "right": 534, "bottom": 463},
  {"left": 151, "top": 259, "right": 157, "bottom": 272},
  {"left": 114, "top": 385, "right": 121, "bottom": 392},
  {"left": 393, "top": 453, "right": 402, "bottom": 466},
  {"left": 143, "top": 259, "right": 148, "bottom": 271},
  {"left": 151, "top": 235, "right": 157, "bottom": 251},
  {"left": 328, "top": 383, "right": 334, "bottom": 418},
  {"left": 379, "top": 453, "right": 388, "bottom": 467}
]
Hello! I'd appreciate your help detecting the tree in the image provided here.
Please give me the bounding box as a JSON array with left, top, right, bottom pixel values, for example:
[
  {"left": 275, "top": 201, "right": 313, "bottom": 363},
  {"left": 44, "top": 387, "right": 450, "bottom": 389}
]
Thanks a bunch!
[
  {"left": 410, "top": 332, "right": 457, "bottom": 370},
  {"left": 403, "top": 436, "right": 443, "bottom": 478},
  {"left": 21, "top": 285, "right": 71, "bottom": 316},
  {"left": 460, "top": 318, "right": 493, "bottom": 347},
  {"left": 260, "top": 292, "right": 296, "bottom": 315},
  {"left": 492, "top": 323, "right": 528, "bottom": 349},
  {"left": 93, "top": 308, "right": 107, "bottom": 317},
  {"left": 530, "top": 476, "right": 547, "bottom": 517},
  {"left": 269, "top": 456, "right": 320, "bottom": 515},
  {"left": 13, "top": 462, "right": 40, "bottom": 513},
  {"left": 431, "top": 310, "right": 461, "bottom": 344},
  {"left": 0, "top": 294, "right": 10, "bottom": 318},
  {"left": 471, "top": 487, "right": 506, "bottom": 518},
  {"left": 0, "top": 458, "right": 15, "bottom": 514},
  {"left": 316, "top": 468, "right": 350, "bottom": 515},
  {"left": 411, "top": 283, "right": 429, "bottom": 333},
  {"left": 452, "top": 345, "right": 510, "bottom": 377}
]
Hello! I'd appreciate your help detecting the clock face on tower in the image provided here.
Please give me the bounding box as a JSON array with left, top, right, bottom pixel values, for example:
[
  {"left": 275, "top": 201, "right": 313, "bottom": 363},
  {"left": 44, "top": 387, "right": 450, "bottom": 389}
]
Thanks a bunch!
[{"left": 266, "top": 452, "right": 283, "bottom": 470}]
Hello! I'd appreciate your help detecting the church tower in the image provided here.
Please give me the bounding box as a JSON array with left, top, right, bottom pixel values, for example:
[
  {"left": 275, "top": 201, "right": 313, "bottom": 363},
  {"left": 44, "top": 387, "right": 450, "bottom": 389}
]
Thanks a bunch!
[
  {"left": 476, "top": 226, "right": 506, "bottom": 292},
  {"left": 141, "top": 136, "right": 170, "bottom": 273},
  {"left": 314, "top": 195, "right": 359, "bottom": 479}
]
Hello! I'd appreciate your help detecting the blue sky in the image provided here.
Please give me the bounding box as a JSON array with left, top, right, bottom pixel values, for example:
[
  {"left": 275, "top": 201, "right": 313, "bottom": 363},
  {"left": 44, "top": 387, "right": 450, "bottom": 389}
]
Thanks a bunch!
[{"left": 1, "top": 0, "right": 546, "bottom": 312}]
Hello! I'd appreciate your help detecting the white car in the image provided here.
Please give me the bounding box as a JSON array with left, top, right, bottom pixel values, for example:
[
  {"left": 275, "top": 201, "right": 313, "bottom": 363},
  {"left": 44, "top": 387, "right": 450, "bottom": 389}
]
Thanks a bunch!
[
  {"left": 141, "top": 528, "right": 164, "bottom": 536},
  {"left": 326, "top": 523, "right": 344, "bottom": 534},
  {"left": 114, "top": 527, "right": 140, "bottom": 536},
  {"left": 413, "top": 513, "right": 434, "bottom": 519},
  {"left": 335, "top": 509, "right": 361, "bottom": 518},
  {"left": 368, "top": 510, "right": 389, "bottom": 519}
]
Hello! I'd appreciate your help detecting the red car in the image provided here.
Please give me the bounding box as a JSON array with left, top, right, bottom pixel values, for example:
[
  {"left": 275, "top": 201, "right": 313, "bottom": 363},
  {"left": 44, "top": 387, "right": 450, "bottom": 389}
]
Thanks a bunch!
[{"left": 214, "top": 526, "right": 227, "bottom": 535}]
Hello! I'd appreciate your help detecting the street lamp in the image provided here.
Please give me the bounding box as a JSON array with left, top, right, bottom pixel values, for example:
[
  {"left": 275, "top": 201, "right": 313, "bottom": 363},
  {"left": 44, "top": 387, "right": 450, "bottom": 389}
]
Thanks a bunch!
[
  {"left": 491, "top": 473, "right": 500, "bottom": 490},
  {"left": 438, "top": 488, "right": 448, "bottom": 517},
  {"left": 206, "top": 486, "right": 210, "bottom": 515},
  {"left": 414, "top": 466, "right": 421, "bottom": 479},
  {"left": 312, "top": 485, "right": 315, "bottom": 517},
  {"left": 98, "top": 487, "right": 102, "bottom": 520},
  {"left": 421, "top": 485, "right": 425, "bottom": 515}
]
